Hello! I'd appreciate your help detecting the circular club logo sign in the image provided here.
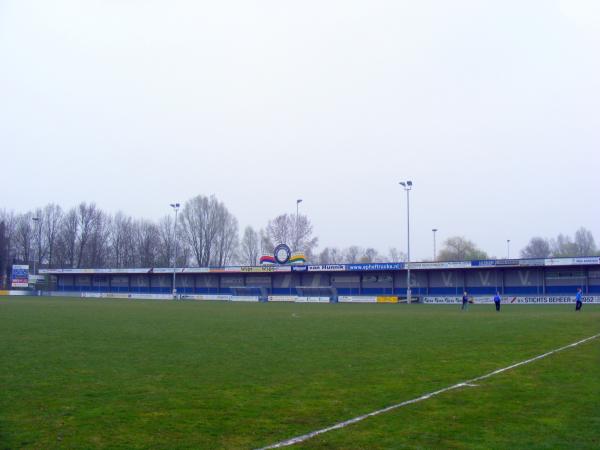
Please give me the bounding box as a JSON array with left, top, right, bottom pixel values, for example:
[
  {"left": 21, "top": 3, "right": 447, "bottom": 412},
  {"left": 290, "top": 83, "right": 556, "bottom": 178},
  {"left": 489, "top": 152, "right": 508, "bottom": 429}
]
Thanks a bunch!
[{"left": 273, "top": 244, "right": 292, "bottom": 264}]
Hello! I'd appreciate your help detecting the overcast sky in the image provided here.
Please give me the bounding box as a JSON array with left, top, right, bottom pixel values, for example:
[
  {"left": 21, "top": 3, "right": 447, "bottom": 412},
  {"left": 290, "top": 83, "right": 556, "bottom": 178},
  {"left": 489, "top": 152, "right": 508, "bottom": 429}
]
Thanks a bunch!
[{"left": 1, "top": 1, "right": 599, "bottom": 261}]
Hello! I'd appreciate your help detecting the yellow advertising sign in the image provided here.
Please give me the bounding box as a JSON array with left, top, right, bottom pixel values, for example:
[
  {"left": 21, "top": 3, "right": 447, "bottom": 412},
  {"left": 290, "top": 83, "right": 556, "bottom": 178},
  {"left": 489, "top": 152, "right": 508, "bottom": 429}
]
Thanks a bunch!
[{"left": 376, "top": 296, "right": 398, "bottom": 303}]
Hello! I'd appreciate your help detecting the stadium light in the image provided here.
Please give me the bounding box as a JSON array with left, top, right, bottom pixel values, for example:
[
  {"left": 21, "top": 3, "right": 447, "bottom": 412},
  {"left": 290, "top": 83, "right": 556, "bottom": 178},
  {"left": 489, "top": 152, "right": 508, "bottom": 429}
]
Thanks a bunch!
[
  {"left": 432, "top": 228, "right": 438, "bottom": 261},
  {"left": 32, "top": 217, "right": 40, "bottom": 276},
  {"left": 399, "top": 181, "right": 413, "bottom": 304},
  {"left": 507, "top": 239, "right": 511, "bottom": 259},
  {"left": 170, "top": 203, "right": 180, "bottom": 298}
]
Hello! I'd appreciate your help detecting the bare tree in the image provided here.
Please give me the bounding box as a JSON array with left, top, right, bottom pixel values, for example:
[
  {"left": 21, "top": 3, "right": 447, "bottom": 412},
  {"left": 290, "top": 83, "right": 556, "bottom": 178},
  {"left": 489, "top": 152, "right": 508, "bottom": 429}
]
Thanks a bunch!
[
  {"left": 85, "top": 210, "right": 110, "bottom": 268},
  {"left": 55, "top": 208, "right": 78, "bottom": 268},
  {"left": 359, "top": 247, "right": 379, "bottom": 263},
  {"left": 388, "top": 247, "right": 407, "bottom": 262},
  {"left": 213, "top": 212, "right": 238, "bottom": 266},
  {"left": 437, "top": 236, "right": 488, "bottom": 261},
  {"left": 75, "top": 203, "right": 100, "bottom": 268},
  {"left": 135, "top": 220, "right": 159, "bottom": 267},
  {"left": 329, "top": 247, "right": 344, "bottom": 264},
  {"left": 14, "top": 213, "right": 34, "bottom": 264},
  {"left": 42, "top": 204, "right": 63, "bottom": 268},
  {"left": 110, "top": 212, "right": 135, "bottom": 268},
  {"left": 155, "top": 215, "right": 174, "bottom": 267},
  {"left": 520, "top": 237, "right": 551, "bottom": 259},
  {"left": 344, "top": 246, "right": 361, "bottom": 263},
  {"left": 574, "top": 227, "right": 597, "bottom": 256},
  {"left": 550, "top": 234, "right": 578, "bottom": 258},
  {"left": 240, "top": 226, "right": 260, "bottom": 265},
  {"left": 259, "top": 228, "right": 274, "bottom": 256},
  {"left": 180, "top": 195, "right": 238, "bottom": 267},
  {"left": 266, "top": 213, "right": 318, "bottom": 256}
]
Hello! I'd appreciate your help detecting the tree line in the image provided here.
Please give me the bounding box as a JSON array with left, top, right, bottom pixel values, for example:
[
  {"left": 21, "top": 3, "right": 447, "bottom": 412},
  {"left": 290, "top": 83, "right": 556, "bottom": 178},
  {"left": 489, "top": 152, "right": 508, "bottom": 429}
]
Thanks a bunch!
[
  {"left": 434, "top": 229, "right": 598, "bottom": 261},
  {"left": 0, "top": 195, "right": 321, "bottom": 276},
  {"left": 1, "top": 195, "right": 597, "bottom": 279}
]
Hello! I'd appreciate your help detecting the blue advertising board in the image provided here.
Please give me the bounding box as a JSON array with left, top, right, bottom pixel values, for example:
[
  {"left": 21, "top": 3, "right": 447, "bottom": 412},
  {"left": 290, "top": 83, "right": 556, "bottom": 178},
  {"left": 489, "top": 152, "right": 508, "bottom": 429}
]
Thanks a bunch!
[
  {"left": 346, "top": 263, "right": 404, "bottom": 271},
  {"left": 11, "top": 265, "right": 29, "bottom": 288}
]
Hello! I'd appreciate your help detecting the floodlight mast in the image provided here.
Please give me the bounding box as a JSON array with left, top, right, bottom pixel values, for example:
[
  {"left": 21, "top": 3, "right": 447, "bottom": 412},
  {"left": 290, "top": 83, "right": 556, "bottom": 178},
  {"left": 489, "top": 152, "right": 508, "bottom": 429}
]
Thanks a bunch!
[
  {"left": 432, "top": 228, "right": 438, "bottom": 261},
  {"left": 32, "top": 217, "right": 40, "bottom": 276},
  {"left": 296, "top": 199, "right": 302, "bottom": 251},
  {"left": 170, "top": 203, "right": 180, "bottom": 298},
  {"left": 399, "top": 181, "right": 413, "bottom": 304}
]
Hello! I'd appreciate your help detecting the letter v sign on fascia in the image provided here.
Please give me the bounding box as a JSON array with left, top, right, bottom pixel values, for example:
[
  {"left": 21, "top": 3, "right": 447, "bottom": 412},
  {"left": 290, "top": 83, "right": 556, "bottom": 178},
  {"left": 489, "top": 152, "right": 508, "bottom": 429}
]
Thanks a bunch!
[
  {"left": 478, "top": 271, "right": 491, "bottom": 286},
  {"left": 518, "top": 270, "right": 531, "bottom": 285},
  {"left": 442, "top": 272, "right": 453, "bottom": 287}
]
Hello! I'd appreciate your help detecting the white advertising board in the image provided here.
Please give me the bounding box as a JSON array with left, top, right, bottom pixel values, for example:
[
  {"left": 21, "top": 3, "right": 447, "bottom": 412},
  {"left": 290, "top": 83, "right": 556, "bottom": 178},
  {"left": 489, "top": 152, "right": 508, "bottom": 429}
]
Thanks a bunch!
[
  {"left": 180, "top": 294, "right": 231, "bottom": 301},
  {"left": 307, "top": 265, "right": 346, "bottom": 272},
  {"left": 338, "top": 296, "right": 378, "bottom": 303},
  {"left": 230, "top": 296, "right": 260, "bottom": 302},
  {"left": 268, "top": 296, "right": 297, "bottom": 302},
  {"left": 422, "top": 296, "right": 600, "bottom": 304},
  {"left": 295, "top": 297, "right": 330, "bottom": 303}
]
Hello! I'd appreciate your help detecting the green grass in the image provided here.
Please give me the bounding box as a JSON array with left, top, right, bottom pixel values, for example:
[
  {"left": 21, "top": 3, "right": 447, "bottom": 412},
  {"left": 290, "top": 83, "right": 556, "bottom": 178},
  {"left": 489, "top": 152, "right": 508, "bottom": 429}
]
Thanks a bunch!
[{"left": 0, "top": 297, "right": 598, "bottom": 449}]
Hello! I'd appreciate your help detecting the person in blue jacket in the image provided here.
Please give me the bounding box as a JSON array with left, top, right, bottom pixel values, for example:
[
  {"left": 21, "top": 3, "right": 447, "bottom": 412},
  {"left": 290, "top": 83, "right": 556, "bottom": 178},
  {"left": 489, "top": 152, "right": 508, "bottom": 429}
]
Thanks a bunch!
[
  {"left": 493, "top": 291, "right": 501, "bottom": 311},
  {"left": 575, "top": 288, "right": 583, "bottom": 311},
  {"left": 461, "top": 291, "right": 469, "bottom": 310}
]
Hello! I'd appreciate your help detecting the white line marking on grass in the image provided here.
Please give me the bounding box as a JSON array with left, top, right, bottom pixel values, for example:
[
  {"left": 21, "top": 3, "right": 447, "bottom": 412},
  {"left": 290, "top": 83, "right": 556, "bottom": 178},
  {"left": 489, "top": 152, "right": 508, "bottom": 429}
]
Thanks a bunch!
[{"left": 257, "top": 333, "right": 600, "bottom": 449}]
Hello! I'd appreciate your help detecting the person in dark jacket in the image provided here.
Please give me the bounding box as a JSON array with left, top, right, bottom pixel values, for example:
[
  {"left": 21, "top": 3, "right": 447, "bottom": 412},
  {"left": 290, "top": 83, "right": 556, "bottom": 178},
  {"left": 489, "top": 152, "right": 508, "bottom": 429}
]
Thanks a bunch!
[
  {"left": 575, "top": 288, "right": 583, "bottom": 311},
  {"left": 461, "top": 291, "right": 469, "bottom": 311},
  {"left": 493, "top": 291, "right": 501, "bottom": 311}
]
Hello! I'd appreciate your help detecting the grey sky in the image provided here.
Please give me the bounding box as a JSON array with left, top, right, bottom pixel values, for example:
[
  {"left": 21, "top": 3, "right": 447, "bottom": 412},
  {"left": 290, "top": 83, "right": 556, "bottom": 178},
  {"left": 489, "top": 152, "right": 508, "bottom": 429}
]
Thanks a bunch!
[{"left": 1, "top": 1, "right": 599, "bottom": 261}]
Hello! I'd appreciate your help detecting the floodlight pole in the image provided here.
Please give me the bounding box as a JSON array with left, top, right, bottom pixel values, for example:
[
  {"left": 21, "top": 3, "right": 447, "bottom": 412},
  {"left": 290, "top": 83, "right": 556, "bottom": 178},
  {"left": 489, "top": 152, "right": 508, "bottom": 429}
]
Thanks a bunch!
[
  {"left": 170, "top": 203, "right": 180, "bottom": 298},
  {"left": 432, "top": 228, "right": 438, "bottom": 261},
  {"left": 32, "top": 217, "right": 40, "bottom": 276},
  {"left": 399, "top": 181, "right": 413, "bottom": 304},
  {"left": 507, "top": 239, "right": 510, "bottom": 259},
  {"left": 296, "top": 199, "right": 302, "bottom": 251}
]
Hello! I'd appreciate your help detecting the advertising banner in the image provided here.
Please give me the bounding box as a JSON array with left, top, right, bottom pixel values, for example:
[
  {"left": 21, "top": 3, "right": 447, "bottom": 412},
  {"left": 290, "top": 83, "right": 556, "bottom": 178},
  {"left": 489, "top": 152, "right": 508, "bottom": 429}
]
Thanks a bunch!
[
  {"left": 80, "top": 292, "right": 173, "bottom": 300},
  {"left": 408, "top": 261, "right": 471, "bottom": 270},
  {"left": 422, "top": 296, "right": 600, "bottom": 304},
  {"left": 471, "top": 260, "right": 496, "bottom": 267},
  {"left": 230, "top": 296, "right": 260, "bottom": 302},
  {"left": 40, "top": 268, "right": 151, "bottom": 274},
  {"left": 0, "top": 290, "right": 31, "bottom": 296},
  {"left": 376, "top": 296, "right": 399, "bottom": 303},
  {"left": 573, "top": 257, "right": 600, "bottom": 265},
  {"left": 338, "top": 296, "right": 378, "bottom": 303},
  {"left": 11, "top": 265, "right": 29, "bottom": 288},
  {"left": 495, "top": 259, "right": 520, "bottom": 266},
  {"left": 152, "top": 268, "right": 186, "bottom": 274},
  {"left": 346, "top": 263, "right": 404, "bottom": 271},
  {"left": 307, "top": 265, "right": 346, "bottom": 272},
  {"left": 240, "top": 266, "right": 291, "bottom": 273},
  {"left": 295, "top": 297, "right": 330, "bottom": 303},
  {"left": 180, "top": 294, "right": 231, "bottom": 301},
  {"left": 268, "top": 296, "right": 297, "bottom": 302}
]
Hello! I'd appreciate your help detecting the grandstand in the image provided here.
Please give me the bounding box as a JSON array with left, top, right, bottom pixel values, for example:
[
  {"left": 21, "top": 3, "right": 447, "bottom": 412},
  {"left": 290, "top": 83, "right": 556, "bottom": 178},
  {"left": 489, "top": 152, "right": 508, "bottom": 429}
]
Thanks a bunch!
[{"left": 39, "top": 257, "right": 600, "bottom": 303}]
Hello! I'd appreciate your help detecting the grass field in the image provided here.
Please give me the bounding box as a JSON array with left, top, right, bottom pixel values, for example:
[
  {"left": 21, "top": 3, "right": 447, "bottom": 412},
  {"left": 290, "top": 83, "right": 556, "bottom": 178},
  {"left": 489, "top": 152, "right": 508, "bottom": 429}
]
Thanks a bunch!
[{"left": 1, "top": 297, "right": 599, "bottom": 449}]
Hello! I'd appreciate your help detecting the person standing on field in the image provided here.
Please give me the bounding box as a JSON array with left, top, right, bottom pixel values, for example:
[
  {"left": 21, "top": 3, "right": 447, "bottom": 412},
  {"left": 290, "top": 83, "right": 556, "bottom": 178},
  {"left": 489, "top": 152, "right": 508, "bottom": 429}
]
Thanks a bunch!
[
  {"left": 493, "top": 291, "right": 501, "bottom": 312},
  {"left": 461, "top": 291, "right": 469, "bottom": 310},
  {"left": 575, "top": 287, "right": 583, "bottom": 311}
]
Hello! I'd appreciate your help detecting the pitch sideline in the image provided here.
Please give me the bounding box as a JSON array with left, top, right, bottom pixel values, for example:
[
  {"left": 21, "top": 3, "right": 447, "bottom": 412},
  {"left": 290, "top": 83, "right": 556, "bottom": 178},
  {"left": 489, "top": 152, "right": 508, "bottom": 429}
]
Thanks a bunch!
[{"left": 257, "top": 332, "right": 600, "bottom": 449}]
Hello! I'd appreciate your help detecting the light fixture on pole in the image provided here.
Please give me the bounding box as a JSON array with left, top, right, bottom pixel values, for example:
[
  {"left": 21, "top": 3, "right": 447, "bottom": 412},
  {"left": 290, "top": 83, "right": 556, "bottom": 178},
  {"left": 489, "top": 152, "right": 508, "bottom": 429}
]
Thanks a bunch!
[
  {"left": 432, "top": 228, "right": 438, "bottom": 261},
  {"left": 170, "top": 203, "right": 180, "bottom": 298},
  {"left": 399, "top": 181, "right": 413, "bottom": 304},
  {"left": 296, "top": 199, "right": 302, "bottom": 251},
  {"left": 32, "top": 217, "right": 40, "bottom": 276},
  {"left": 507, "top": 239, "right": 510, "bottom": 259}
]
